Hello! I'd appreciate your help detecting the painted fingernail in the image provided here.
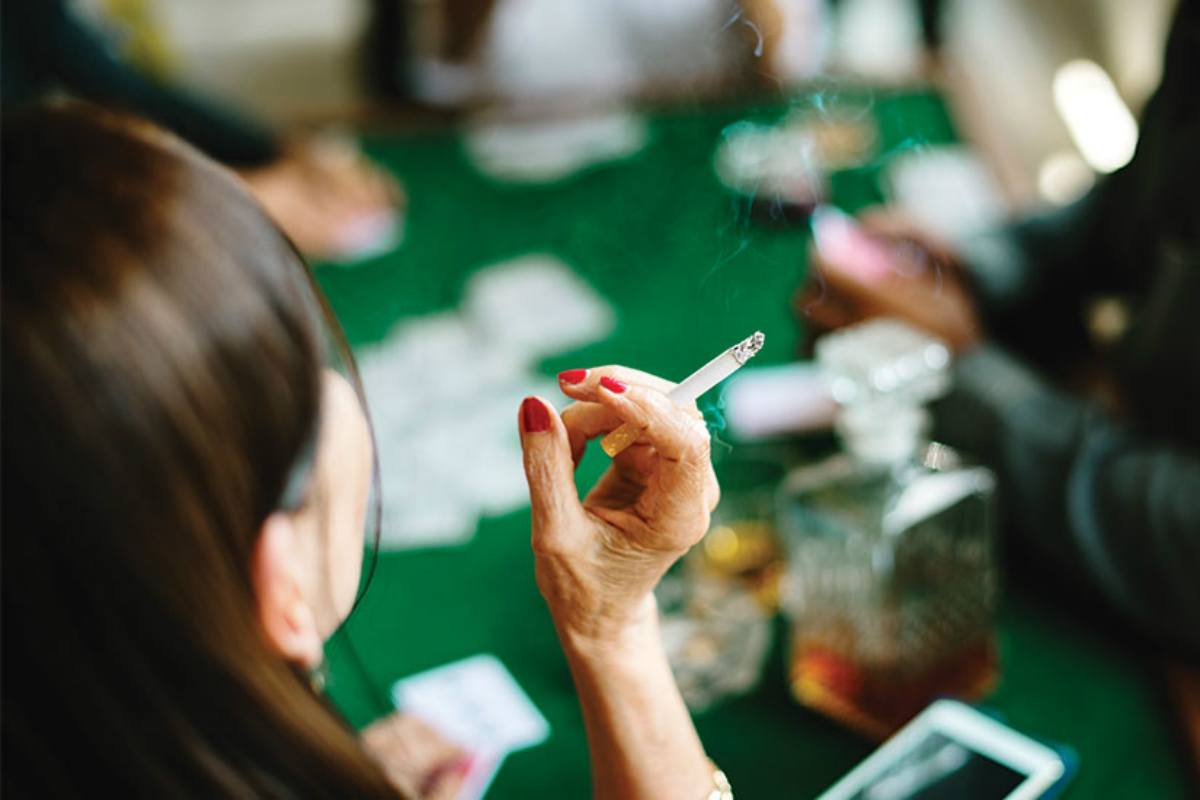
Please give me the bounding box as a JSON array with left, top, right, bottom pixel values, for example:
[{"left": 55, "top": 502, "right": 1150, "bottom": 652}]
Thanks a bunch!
[
  {"left": 521, "top": 397, "right": 551, "bottom": 432},
  {"left": 600, "top": 376, "right": 627, "bottom": 394},
  {"left": 449, "top": 755, "right": 476, "bottom": 777},
  {"left": 420, "top": 755, "right": 475, "bottom": 797},
  {"left": 558, "top": 369, "right": 587, "bottom": 385}
]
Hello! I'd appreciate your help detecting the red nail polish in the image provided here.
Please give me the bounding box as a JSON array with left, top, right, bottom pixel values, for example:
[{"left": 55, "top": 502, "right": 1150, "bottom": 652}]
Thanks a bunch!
[
  {"left": 558, "top": 369, "right": 587, "bottom": 385},
  {"left": 521, "top": 397, "right": 551, "bottom": 432},
  {"left": 420, "top": 755, "right": 476, "bottom": 797},
  {"left": 600, "top": 376, "right": 627, "bottom": 394}
]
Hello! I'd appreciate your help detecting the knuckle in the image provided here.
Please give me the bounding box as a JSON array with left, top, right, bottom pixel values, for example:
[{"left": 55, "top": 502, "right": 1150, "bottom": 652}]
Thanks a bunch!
[
  {"left": 559, "top": 402, "right": 587, "bottom": 430},
  {"left": 530, "top": 529, "right": 571, "bottom": 559},
  {"left": 640, "top": 390, "right": 672, "bottom": 419},
  {"left": 681, "top": 420, "right": 711, "bottom": 460},
  {"left": 524, "top": 456, "right": 560, "bottom": 497}
]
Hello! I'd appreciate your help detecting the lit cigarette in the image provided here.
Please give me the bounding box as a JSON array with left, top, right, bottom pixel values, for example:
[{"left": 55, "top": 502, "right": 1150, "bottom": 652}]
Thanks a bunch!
[{"left": 600, "top": 331, "right": 766, "bottom": 457}]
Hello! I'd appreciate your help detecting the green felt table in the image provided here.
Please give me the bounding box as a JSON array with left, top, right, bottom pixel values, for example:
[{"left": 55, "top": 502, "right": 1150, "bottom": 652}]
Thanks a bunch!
[{"left": 317, "top": 92, "right": 1190, "bottom": 798}]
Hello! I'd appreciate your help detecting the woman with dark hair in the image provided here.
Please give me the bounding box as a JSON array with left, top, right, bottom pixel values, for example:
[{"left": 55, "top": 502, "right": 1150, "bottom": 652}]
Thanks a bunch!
[{"left": 1, "top": 105, "right": 727, "bottom": 798}]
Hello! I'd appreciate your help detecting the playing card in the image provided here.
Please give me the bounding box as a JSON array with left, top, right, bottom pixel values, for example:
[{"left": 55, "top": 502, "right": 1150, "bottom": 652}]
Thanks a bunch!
[
  {"left": 392, "top": 654, "right": 550, "bottom": 756},
  {"left": 455, "top": 750, "right": 505, "bottom": 800},
  {"left": 463, "top": 254, "right": 615, "bottom": 360},
  {"left": 464, "top": 110, "right": 647, "bottom": 183},
  {"left": 356, "top": 255, "right": 614, "bottom": 550}
]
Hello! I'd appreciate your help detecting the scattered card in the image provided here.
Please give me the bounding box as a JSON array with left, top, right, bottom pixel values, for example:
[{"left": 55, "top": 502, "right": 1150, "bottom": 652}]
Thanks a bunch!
[
  {"left": 465, "top": 110, "right": 647, "bottom": 183},
  {"left": 357, "top": 256, "right": 614, "bottom": 550},
  {"left": 463, "top": 254, "right": 615, "bottom": 360}
]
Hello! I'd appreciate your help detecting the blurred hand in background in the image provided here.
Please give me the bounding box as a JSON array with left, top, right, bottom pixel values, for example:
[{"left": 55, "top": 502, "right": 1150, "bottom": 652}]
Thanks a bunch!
[
  {"left": 796, "top": 208, "right": 983, "bottom": 353},
  {"left": 360, "top": 711, "right": 472, "bottom": 800},
  {"left": 238, "top": 137, "right": 405, "bottom": 263}
]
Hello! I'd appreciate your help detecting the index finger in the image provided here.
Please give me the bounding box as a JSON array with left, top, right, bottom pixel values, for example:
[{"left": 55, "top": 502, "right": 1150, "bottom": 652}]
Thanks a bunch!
[
  {"left": 586, "top": 376, "right": 710, "bottom": 463},
  {"left": 561, "top": 394, "right": 704, "bottom": 461},
  {"left": 558, "top": 365, "right": 675, "bottom": 395},
  {"left": 557, "top": 366, "right": 704, "bottom": 418}
]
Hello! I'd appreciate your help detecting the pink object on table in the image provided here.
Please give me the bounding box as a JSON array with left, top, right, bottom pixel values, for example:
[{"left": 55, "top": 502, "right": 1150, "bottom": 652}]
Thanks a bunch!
[{"left": 810, "top": 205, "right": 897, "bottom": 284}]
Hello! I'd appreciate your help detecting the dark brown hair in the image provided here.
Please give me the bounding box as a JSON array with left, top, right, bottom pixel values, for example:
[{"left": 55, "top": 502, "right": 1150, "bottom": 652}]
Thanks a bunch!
[{"left": 1, "top": 105, "right": 400, "bottom": 797}]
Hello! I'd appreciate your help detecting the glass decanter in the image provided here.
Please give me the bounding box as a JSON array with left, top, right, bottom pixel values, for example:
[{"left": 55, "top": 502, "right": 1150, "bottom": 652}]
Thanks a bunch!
[{"left": 777, "top": 319, "right": 999, "bottom": 739}]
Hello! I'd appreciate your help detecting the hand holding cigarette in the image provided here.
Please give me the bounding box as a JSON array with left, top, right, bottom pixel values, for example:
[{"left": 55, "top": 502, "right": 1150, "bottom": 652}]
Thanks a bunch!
[
  {"left": 517, "top": 371, "right": 727, "bottom": 800},
  {"left": 516, "top": 366, "right": 721, "bottom": 645}
]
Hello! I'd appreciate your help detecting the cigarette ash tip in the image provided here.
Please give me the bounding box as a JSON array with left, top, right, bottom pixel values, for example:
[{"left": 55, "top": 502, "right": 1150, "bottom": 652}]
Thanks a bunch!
[{"left": 732, "top": 331, "right": 765, "bottom": 364}]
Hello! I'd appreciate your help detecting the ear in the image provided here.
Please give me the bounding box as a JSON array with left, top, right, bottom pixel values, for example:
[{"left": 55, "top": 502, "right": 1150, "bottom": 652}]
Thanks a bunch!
[{"left": 252, "top": 513, "right": 324, "bottom": 669}]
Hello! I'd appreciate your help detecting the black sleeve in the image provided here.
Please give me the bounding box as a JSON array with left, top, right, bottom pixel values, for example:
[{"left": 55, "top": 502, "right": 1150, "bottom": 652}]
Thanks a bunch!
[
  {"left": 933, "top": 346, "right": 1200, "bottom": 656},
  {"left": 17, "top": 0, "right": 280, "bottom": 166},
  {"left": 955, "top": 0, "right": 1198, "bottom": 364}
]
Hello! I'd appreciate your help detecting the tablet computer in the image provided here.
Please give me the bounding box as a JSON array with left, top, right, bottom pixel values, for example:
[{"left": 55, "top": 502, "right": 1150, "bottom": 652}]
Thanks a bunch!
[{"left": 817, "top": 700, "right": 1070, "bottom": 800}]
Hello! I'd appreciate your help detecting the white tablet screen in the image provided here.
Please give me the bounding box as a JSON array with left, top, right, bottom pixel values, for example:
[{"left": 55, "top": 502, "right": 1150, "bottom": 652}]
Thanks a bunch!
[{"left": 845, "top": 731, "right": 1028, "bottom": 800}]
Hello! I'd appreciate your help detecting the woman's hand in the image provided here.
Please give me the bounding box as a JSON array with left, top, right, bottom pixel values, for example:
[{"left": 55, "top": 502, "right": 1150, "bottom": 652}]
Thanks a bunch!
[
  {"left": 360, "top": 711, "right": 472, "bottom": 800},
  {"left": 517, "top": 368, "right": 722, "bottom": 799},
  {"left": 517, "top": 367, "right": 719, "bottom": 648},
  {"left": 796, "top": 208, "right": 984, "bottom": 353}
]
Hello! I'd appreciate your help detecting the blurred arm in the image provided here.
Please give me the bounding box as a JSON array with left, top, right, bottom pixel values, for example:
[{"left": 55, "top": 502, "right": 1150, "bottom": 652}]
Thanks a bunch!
[
  {"left": 16, "top": 0, "right": 280, "bottom": 166},
  {"left": 933, "top": 345, "right": 1200, "bottom": 656},
  {"left": 560, "top": 609, "right": 715, "bottom": 800},
  {"left": 957, "top": 0, "right": 1197, "bottom": 359}
]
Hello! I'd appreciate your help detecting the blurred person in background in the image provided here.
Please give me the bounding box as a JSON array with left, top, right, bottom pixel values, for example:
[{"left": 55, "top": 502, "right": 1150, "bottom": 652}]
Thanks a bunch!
[
  {"left": 2, "top": 104, "right": 728, "bottom": 799},
  {"left": 389, "top": 0, "right": 793, "bottom": 107},
  {"left": 1, "top": 0, "right": 402, "bottom": 262},
  {"left": 797, "top": 0, "right": 1199, "bottom": 656}
]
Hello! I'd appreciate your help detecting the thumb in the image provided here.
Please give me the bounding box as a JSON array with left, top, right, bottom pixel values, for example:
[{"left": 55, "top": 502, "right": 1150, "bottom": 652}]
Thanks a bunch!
[{"left": 518, "top": 397, "right": 583, "bottom": 532}]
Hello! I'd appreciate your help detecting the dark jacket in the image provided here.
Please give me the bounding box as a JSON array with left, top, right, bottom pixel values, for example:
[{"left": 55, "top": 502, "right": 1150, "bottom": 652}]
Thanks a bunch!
[
  {"left": 1, "top": 0, "right": 279, "bottom": 166},
  {"left": 934, "top": 1, "right": 1199, "bottom": 655}
]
